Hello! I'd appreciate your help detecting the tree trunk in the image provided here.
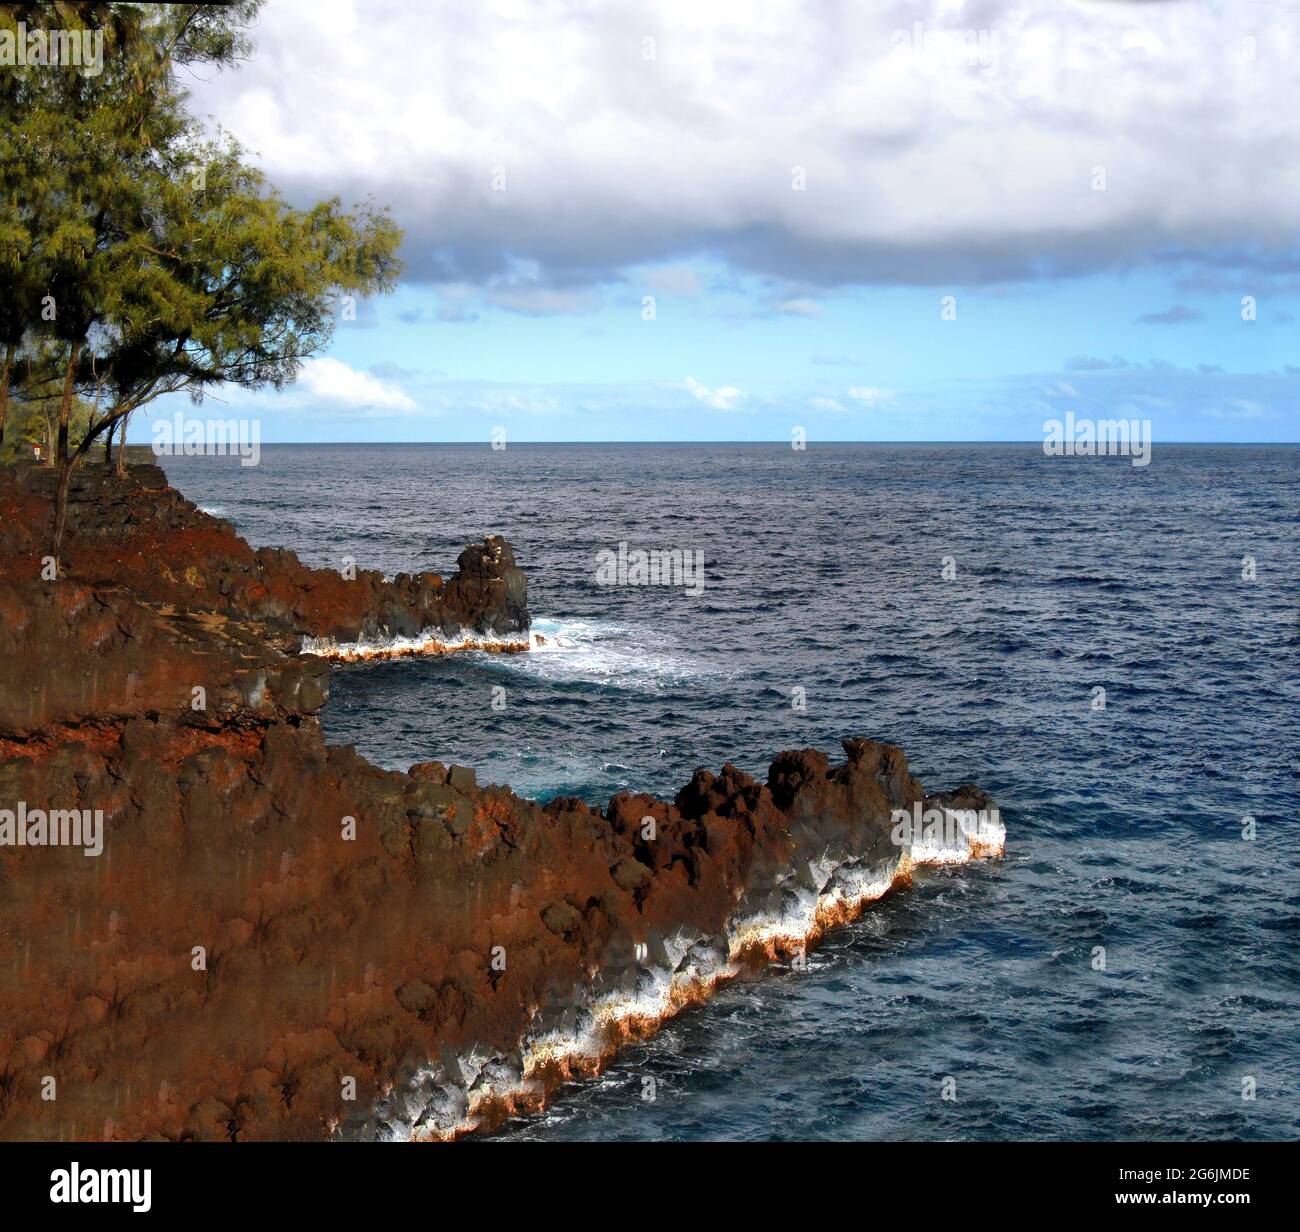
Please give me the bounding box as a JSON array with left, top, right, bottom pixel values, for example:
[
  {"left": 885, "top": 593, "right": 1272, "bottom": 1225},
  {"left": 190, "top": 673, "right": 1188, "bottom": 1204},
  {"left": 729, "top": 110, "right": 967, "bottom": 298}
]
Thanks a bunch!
[
  {"left": 51, "top": 453, "right": 74, "bottom": 572},
  {"left": 50, "top": 343, "right": 84, "bottom": 569},
  {"left": 115, "top": 412, "right": 130, "bottom": 475},
  {"left": 0, "top": 341, "right": 14, "bottom": 453},
  {"left": 55, "top": 342, "right": 80, "bottom": 465}
]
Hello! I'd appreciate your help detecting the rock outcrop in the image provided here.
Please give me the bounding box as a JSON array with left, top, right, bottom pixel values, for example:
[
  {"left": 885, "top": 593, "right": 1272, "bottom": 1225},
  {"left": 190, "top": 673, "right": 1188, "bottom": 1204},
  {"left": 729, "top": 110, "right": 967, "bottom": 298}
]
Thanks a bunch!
[
  {"left": 0, "top": 463, "right": 1003, "bottom": 1141},
  {"left": 0, "top": 462, "right": 530, "bottom": 644}
]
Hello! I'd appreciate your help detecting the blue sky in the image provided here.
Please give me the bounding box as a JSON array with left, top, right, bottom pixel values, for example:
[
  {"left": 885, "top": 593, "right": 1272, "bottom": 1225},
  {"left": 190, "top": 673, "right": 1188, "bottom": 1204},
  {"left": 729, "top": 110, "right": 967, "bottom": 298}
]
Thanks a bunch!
[{"left": 139, "top": 1, "right": 1299, "bottom": 444}]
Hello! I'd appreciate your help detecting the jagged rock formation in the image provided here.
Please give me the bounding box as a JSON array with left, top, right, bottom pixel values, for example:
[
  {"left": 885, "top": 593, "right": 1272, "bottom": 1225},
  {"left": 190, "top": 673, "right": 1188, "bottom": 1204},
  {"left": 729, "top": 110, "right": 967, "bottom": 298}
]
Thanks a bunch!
[
  {"left": 1, "top": 463, "right": 530, "bottom": 644},
  {"left": 0, "top": 463, "right": 1002, "bottom": 1141}
]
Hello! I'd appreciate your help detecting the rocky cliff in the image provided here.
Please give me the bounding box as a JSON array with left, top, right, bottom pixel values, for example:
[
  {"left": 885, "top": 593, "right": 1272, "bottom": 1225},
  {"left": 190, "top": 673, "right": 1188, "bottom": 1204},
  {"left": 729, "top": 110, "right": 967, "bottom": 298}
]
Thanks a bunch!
[{"left": 0, "top": 463, "right": 1002, "bottom": 1141}]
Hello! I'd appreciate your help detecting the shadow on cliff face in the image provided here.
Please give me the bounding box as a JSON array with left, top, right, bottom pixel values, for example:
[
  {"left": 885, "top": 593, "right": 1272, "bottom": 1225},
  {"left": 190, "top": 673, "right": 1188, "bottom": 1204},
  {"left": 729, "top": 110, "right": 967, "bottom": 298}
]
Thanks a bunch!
[{"left": 0, "top": 462, "right": 1000, "bottom": 1141}]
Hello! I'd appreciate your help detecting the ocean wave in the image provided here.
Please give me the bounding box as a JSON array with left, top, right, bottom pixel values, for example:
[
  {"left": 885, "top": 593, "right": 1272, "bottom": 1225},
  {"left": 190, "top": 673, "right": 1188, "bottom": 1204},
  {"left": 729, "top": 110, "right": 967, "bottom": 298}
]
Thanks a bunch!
[
  {"left": 301, "top": 628, "right": 536, "bottom": 662},
  {"left": 491, "top": 617, "right": 719, "bottom": 691}
]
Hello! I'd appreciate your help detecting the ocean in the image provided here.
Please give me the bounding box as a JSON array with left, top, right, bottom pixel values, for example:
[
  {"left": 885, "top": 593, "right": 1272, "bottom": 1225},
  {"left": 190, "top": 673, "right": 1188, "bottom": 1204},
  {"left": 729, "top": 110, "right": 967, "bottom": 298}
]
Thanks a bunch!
[{"left": 160, "top": 442, "right": 1300, "bottom": 1141}]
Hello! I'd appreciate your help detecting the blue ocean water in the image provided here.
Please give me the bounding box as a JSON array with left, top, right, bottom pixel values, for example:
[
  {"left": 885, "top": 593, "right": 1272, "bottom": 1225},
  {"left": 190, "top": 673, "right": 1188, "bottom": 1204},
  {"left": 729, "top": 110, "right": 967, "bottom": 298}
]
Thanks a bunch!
[{"left": 160, "top": 442, "right": 1300, "bottom": 1141}]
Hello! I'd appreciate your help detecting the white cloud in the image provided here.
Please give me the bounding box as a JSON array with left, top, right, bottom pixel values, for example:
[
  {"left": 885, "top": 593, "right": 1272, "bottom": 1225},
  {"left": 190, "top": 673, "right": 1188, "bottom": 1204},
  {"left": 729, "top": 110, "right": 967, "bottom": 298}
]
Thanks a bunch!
[
  {"left": 191, "top": 0, "right": 1300, "bottom": 289},
  {"left": 772, "top": 297, "right": 822, "bottom": 318},
  {"left": 682, "top": 376, "right": 745, "bottom": 410},
  {"left": 846, "top": 386, "right": 890, "bottom": 407},
  {"left": 1209, "top": 398, "right": 1269, "bottom": 421},
  {"left": 643, "top": 265, "right": 701, "bottom": 295},
  {"left": 1043, "top": 381, "right": 1081, "bottom": 399},
  {"left": 811, "top": 352, "right": 859, "bottom": 366},
  {"left": 485, "top": 286, "right": 598, "bottom": 315},
  {"left": 296, "top": 357, "right": 416, "bottom": 411}
]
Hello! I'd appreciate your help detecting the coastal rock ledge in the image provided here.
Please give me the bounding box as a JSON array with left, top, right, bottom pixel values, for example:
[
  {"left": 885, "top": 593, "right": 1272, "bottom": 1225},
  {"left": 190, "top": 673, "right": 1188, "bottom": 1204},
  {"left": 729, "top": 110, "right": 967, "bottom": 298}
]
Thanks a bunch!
[{"left": 0, "top": 464, "right": 1003, "bottom": 1141}]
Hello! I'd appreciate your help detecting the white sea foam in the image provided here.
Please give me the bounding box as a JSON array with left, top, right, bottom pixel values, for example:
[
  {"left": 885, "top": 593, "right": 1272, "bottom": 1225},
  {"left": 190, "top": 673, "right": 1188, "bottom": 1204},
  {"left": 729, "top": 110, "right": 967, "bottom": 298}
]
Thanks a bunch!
[
  {"left": 300, "top": 627, "right": 536, "bottom": 661},
  {"left": 906, "top": 806, "right": 1007, "bottom": 866},
  {"left": 494, "top": 617, "right": 715, "bottom": 691},
  {"left": 298, "top": 616, "right": 717, "bottom": 683}
]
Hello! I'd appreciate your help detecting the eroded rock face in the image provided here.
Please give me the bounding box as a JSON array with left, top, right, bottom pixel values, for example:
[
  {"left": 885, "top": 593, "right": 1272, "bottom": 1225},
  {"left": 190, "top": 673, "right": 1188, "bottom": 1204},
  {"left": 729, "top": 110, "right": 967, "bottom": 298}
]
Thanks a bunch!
[
  {"left": 0, "top": 464, "right": 1002, "bottom": 1142},
  {"left": 0, "top": 583, "right": 325, "bottom": 737},
  {"left": 0, "top": 463, "right": 531, "bottom": 644}
]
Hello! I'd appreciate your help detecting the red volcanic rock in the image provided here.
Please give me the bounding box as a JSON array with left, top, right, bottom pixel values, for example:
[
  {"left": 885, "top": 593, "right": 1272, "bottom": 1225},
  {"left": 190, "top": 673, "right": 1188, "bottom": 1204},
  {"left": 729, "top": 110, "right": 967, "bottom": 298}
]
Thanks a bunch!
[
  {"left": 0, "top": 581, "right": 325, "bottom": 737},
  {"left": 0, "top": 462, "right": 530, "bottom": 643},
  {"left": 0, "top": 463, "right": 1002, "bottom": 1142}
]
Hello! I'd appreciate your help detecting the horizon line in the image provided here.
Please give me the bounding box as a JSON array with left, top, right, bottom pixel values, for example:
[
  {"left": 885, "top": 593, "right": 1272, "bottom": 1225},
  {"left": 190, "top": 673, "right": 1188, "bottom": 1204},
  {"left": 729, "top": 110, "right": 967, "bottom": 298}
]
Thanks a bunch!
[{"left": 126, "top": 439, "right": 1300, "bottom": 448}]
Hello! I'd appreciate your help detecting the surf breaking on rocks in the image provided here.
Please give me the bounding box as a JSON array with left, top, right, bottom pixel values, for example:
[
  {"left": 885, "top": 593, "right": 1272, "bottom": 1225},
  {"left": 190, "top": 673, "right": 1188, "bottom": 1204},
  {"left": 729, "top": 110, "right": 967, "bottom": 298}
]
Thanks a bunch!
[{"left": 302, "top": 629, "right": 547, "bottom": 663}]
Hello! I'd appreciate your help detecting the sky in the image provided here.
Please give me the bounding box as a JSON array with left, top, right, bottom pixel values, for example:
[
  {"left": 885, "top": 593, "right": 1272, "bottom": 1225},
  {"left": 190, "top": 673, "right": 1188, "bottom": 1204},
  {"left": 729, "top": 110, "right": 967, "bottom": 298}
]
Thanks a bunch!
[{"left": 138, "top": 0, "right": 1300, "bottom": 444}]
